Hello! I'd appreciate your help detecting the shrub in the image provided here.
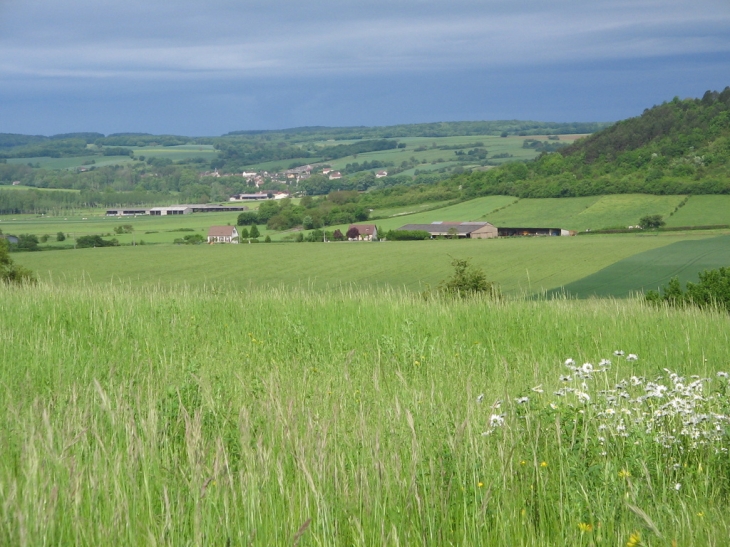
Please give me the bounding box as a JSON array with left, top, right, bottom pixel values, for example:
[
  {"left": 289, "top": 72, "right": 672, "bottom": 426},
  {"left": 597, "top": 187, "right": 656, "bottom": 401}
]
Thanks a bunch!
[
  {"left": 76, "top": 235, "right": 119, "bottom": 248},
  {"left": 237, "top": 212, "right": 259, "bottom": 226},
  {"left": 56, "top": 231, "right": 66, "bottom": 242},
  {"left": 646, "top": 268, "right": 730, "bottom": 311},
  {"left": 436, "top": 258, "right": 499, "bottom": 299},
  {"left": 346, "top": 226, "right": 360, "bottom": 239},
  {"left": 385, "top": 229, "right": 430, "bottom": 241},
  {"left": 0, "top": 238, "right": 35, "bottom": 284}
]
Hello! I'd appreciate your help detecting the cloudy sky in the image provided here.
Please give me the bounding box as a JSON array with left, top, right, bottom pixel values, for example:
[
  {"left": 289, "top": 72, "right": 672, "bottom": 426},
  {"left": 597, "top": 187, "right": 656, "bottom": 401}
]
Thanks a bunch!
[{"left": 1, "top": 0, "right": 729, "bottom": 135}]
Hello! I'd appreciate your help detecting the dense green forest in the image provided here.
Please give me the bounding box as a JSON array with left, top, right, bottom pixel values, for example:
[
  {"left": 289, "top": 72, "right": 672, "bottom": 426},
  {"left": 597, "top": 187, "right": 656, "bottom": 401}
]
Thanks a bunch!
[{"left": 450, "top": 88, "right": 730, "bottom": 198}]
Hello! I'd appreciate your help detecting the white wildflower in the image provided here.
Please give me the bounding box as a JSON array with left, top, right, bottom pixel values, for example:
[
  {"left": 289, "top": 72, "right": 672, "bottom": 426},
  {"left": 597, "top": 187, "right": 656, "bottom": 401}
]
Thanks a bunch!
[
  {"left": 614, "top": 350, "right": 625, "bottom": 356},
  {"left": 627, "top": 354, "right": 638, "bottom": 361},
  {"left": 718, "top": 371, "right": 729, "bottom": 379},
  {"left": 559, "top": 375, "right": 571, "bottom": 382},
  {"left": 599, "top": 359, "right": 612, "bottom": 367},
  {"left": 531, "top": 385, "right": 544, "bottom": 393},
  {"left": 581, "top": 363, "right": 594, "bottom": 374},
  {"left": 476, "top": 393, "right": 485, "bottom": 403},
  {"left": 674, "top": 483, "right": 681, "bottom": 491},
  {"left": 564, "top": 358, "right": 575, "bottom": 366},
  {"left": 516, "top": 397, "right": 529, "bottom": 404},
  {"left": 489, "top": 414, "right": 505, "bottom": 427}
]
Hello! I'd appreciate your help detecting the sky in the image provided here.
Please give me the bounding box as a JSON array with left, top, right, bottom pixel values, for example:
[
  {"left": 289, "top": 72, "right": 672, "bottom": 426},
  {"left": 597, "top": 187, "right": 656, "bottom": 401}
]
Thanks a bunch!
[{"left": 1, "top": 0, "right": 729, "bottom": 136}]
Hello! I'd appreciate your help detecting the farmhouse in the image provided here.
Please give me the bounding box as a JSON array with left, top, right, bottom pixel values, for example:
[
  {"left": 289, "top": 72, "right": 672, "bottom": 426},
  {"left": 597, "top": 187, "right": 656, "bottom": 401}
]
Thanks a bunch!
[
  {"left": 348, "top": 224, "right": 378, "bottom": 241},
  {"left": 397, "top": 222, "right": 498, "bottom": 239},
  {"left": 207, "top": 226, "right": 239, "bottom": 244}
]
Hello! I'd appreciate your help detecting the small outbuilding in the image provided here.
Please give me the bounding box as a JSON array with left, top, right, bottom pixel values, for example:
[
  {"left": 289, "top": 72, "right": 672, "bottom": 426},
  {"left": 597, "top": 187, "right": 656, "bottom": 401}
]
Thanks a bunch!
[{"left": 207, "top": 226, "right": 239, "bottom": 244}]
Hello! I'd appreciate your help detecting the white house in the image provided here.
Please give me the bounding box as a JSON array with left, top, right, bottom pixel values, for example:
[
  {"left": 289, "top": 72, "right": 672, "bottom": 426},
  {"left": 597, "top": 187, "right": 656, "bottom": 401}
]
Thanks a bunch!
[{"left": 207, "top": 226, "right": 239, "bottom": 244}]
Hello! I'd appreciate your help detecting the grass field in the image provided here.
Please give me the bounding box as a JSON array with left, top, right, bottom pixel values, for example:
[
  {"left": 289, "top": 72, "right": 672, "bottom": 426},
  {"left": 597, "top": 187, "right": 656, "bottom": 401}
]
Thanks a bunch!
[
  {"left": 554, "top": 234, "right": 730, "bottom": 298},
  {"left": 665, "top": 195, "right": 730, "bottom": 227},
  {"left": 14, "top": 233, "right": 714, "bottom": 294},
  {"left": 7, "top": 155, "right": 135, "bottom": 170},
  {"left": 485, "top": 194, "right": 688, "bottom": 232},
  {"left": 1, "top": 283, "right": 729, "bottom": 545}
]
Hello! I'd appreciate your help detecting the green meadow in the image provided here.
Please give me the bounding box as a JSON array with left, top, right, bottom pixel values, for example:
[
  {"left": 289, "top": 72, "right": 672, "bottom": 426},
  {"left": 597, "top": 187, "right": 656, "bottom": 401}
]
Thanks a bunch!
[
  {"left": 14, "top": 232, "right": 715, "bottom": 294},
  {"left": 664, "top": 195, "right": 730, "bottom": 227},
  {"left": 1, "top": 283, "right": 729, "bottom": 545}
]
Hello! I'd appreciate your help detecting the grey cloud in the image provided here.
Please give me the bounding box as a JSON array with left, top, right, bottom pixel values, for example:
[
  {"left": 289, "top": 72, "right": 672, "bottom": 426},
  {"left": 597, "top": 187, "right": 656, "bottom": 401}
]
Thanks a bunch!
[{"left": 0, "top": 0, "right": 728, "bottom": 80}]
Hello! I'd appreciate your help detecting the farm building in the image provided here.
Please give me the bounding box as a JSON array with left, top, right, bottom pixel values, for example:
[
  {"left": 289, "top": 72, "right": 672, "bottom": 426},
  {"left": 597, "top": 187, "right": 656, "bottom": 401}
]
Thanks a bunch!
[
  {"left": 108, "top": 204, "right": 248, "bottom": 216},
  {"left": 395, "top": 222, "right": 574, "bottom": 238},
  {"left": 105, "top": 208, "right": 150, "bottom": 216},
  {"left": 207, "top": 226, "right": 239, "bottom": 244},
  {"left": 348, "top": 224, "right": 378, "bottom": 241},
  {"left": 498, "top": 227, "right": 574, "bottom": 237},
  {"left": 397, "top": 222, "right": 498, "bottom": 239},
  {"left": 229, "top": 193, "right": 271, "bottom": 201}
]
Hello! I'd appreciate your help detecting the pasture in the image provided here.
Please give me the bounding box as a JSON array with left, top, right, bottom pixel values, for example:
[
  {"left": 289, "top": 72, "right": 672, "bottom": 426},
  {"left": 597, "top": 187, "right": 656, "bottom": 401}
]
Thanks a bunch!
[
  {"left": 14, "top": 233, "right": 714, "bottom": 294},
  {"left": 664, "top": 195, "right": 730, "bottom": 227},
  {"left": 1, "top": 283, "right": 729, "bottom": 545}
]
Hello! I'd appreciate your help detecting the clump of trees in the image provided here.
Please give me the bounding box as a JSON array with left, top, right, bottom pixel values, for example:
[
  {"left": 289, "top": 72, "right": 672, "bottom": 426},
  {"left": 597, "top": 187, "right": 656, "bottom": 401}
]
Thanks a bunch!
[
  {"left": 237, "top": 193, "right": 370, "bottom": 231},
  {"left": 639, "top": 214, "right": 666, "bottom": 229},
  {"left": 75, "top": 235, "right": 119, "bottom": 248},
  {"left": 646, "top": 268, "right": 730, "bottom": 312}
]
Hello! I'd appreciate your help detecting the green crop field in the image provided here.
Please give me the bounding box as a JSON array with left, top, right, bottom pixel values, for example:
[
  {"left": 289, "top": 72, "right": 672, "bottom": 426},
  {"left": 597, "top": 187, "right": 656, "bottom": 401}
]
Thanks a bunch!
[
  {"left": 14, "top": 232, "right": 712, "bottom": 294},
  {"left": 2, "top": 282, "right": 729, "bottom": 545},
  {"left": 7, "top": 155, "right": 134, "bottom": 170},
  {"left": 553, "top": 234, "right": 730, "bottom": 298},
  {"left": 485, "top": 194, "right": 688, "bottom": 232},
  {"left": 128, "top": 144, "right": 218, "bottom": 162},
  {"left": 664, "top": 195, "right": 730, "bottom": 227}
]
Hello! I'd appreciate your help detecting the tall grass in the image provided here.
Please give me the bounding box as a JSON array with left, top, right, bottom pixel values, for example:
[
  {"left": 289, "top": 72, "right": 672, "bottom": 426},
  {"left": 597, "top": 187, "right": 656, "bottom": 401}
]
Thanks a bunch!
[{"left": 1, "top": 283, "right": 728, "bottom": 545}]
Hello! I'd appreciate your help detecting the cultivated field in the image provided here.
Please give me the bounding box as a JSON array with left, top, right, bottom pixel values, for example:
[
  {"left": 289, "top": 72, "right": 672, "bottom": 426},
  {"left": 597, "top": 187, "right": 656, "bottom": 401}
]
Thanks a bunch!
[
  {"left": 664, "top": 195, "right": 730, "bottom": 227},
  {"left": 14, "top": 233, "right": 716, "bottom": 294},
  {"left": 556, "top": 234, "right": 730, "bottom": 298},
  {"left": 485, "top": 195, "right": 688, "bottom": 232},
  {"left": 1, "top": 283, "right": 729, "bottom": 545}
]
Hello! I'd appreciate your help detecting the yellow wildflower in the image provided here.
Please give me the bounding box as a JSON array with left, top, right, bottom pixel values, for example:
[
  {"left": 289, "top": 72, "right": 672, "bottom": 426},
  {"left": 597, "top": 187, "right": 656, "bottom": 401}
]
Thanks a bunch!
[
  {"left": 619, "top": 469, "right": 631, "bottom": 478},
  {"left": 478, "top": 482, "right": 484, "bottom": 488},
  {"left": 626, "top": 531, "right": 641, "bottom": 547},
  {"left": 540, "top": 461, "right": 548, "bottom": 468},
  {"left": 520, "top": 460, "right": 527, "bottom": 466},
  {"left": 578, "top": 522, "right": 593, "bottom": 533}
]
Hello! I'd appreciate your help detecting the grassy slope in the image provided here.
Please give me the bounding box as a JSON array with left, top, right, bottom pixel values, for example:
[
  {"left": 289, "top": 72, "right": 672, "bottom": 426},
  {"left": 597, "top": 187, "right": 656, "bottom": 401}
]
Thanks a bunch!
[
  {"left": 15, "top": 233, "right": 710, "bottom": 294},
  {"left": 485, "top": 194, "right": 687, "bottom": 231},
  {"left": 554, "top": 234, "right": 730, "bottom": 297},
  {"left": 664, "top": 195, "right": 730, "bottom": 226},
  {"left": 1, "top": 284, "right": 729, "bottom": 545}
]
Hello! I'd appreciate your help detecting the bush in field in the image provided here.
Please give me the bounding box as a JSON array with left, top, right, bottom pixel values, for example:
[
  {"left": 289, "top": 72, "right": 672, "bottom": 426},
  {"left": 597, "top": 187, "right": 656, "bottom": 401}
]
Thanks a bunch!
[
  {"left": 332, "top": 229, "right": 345, "bottom": 241},
  {"left": 385, "top": 229, "right": 430, "bottom": 241},
  {"left": 174, "top": 234, "right": 205, "bottom": 245},
  {"left": 639, "top": 214, "right": 666, "bottom": 229},
  {"left": 236, "top": 212, "right": 259, "bottom": 226},
  {"left": 13, "top": 234, "right": 39, "bottom": 251},
  {"left": 114, "top": 224, "right": 134, "bottom": 234},
  {"left": 646, "top": 268, "right": 730, "bottom": 311},
  {"left": 56, "top": 232, "right": 66, "bottom": 242},
  {"left": 0, "top": 238, "right": 35, "bottom": 283},
  {"left": 75, "top": 235, "right": 119, "bottom": 248},
  {"left": 437, "top": 258, "right": 499, "bottom": 299}
]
